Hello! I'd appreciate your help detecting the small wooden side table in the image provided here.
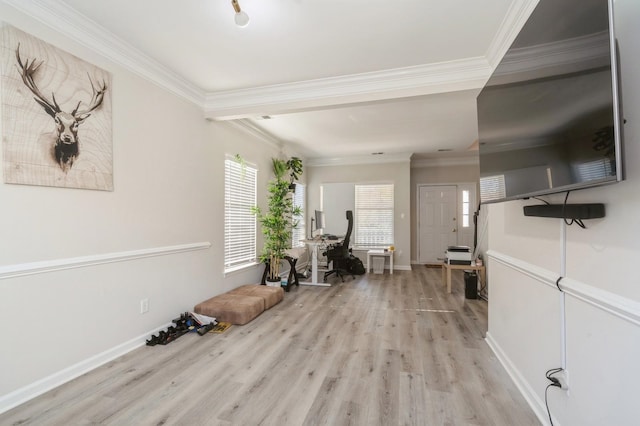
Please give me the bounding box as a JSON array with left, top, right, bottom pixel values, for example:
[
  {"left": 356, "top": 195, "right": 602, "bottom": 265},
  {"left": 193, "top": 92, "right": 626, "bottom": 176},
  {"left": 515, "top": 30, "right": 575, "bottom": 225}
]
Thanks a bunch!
[
  {"left": 441, "top": 262, "right": 486, "bottom": 294},
  {"left": 367, "top": 249, "right": 394, "bottom": 274}
]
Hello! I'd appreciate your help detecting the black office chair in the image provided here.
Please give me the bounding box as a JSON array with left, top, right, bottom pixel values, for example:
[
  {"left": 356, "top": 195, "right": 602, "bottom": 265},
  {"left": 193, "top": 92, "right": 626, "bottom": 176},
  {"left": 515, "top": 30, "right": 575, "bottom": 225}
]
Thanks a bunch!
[{"left": 323, "top": 210, "right": 355, "bottom": 282}]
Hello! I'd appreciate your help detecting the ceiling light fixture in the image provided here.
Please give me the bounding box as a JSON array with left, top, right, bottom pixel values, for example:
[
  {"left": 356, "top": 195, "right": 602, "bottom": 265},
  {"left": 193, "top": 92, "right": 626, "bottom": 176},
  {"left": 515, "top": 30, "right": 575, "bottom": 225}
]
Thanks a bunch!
[{"left": 231, "top": 0, "right": 250, "bottom": 27}]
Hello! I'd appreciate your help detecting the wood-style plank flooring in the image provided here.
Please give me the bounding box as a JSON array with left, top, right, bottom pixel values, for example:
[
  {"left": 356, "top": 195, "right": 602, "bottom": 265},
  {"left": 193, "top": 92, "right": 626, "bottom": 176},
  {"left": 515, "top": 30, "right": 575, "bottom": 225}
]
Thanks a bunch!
[{"left": 0, "top": 267, "right": 540, "bottom": 425}]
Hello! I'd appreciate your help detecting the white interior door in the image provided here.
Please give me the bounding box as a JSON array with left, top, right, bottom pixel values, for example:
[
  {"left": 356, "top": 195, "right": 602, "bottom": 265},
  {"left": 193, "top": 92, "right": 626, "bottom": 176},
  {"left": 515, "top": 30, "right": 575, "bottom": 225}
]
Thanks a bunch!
[{"left": 418, "top": 185, "right": 458, "bottom": 263}]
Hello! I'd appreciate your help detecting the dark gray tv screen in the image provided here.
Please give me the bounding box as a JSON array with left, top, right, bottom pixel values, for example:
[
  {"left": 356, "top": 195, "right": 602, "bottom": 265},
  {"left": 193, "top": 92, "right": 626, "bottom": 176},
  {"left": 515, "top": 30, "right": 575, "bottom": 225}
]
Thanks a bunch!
[{"left": 477, "top": 0, "right": 623, "bottom": 204}]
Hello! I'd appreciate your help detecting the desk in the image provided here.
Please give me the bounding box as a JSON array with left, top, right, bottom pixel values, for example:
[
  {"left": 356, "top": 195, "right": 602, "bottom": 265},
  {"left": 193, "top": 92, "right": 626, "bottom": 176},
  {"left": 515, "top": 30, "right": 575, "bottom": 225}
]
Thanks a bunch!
[
  {"left": 441, "top": 262, "right": 486, "bottom": 294},
  {"left": 367, "top": 250, "right": 394, "bottom": 274},
  {"left": 300, "top": 239, "right": 332, "bottom": 287}
]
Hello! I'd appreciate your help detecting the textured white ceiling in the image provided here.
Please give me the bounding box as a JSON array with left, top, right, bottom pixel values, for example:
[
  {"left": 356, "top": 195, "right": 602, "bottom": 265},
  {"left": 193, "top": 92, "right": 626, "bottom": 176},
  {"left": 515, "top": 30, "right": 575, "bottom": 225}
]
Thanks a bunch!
[
  {"left": 254, "top": 90, "right": 481, "bottom": 158},
  {"left": 62, "top": 0, "right": 513, "bottom": 91},
  {"left": 55, "top": 0, "right": 534, "bottom": 160}
]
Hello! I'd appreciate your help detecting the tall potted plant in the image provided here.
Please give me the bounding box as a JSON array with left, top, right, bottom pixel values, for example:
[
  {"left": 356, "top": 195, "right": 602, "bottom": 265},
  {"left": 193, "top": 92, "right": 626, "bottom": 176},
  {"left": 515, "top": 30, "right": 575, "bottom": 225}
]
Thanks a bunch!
[
  {"left": 253, "top": 157, "right": 303, "bottom": 284},
  {"left": 287, "top": 157, "right": 303, "bottom": 190}
]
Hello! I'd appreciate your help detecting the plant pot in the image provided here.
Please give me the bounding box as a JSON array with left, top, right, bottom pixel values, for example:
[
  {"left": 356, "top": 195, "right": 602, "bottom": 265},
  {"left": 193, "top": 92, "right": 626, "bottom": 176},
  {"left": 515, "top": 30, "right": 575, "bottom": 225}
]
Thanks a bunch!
[{"left": 266, "top": 278, "right": 281, "bottom": 287}]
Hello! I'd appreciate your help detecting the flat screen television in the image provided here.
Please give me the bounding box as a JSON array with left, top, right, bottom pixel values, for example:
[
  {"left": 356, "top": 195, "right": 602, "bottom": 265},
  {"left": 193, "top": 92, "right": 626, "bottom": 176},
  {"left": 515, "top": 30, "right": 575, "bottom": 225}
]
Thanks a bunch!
[{"left": 477, "top": 0, "right": 623, "bottom": 204}]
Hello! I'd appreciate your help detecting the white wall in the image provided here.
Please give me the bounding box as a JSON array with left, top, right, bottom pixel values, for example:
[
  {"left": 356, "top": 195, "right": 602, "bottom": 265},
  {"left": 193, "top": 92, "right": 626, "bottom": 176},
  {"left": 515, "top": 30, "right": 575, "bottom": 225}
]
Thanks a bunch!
[
  {"left": 320, "top": 182, "right": 356, "bottom": 236},
  {"left": 307, "top": 161, "right": 411, "bottom": 270},
  {"left": 486, "top": 1, "right": 640, "bottom": 424},
  {"left": 0, "top": 7, "right": 279, "bottom": 412},
  {"left": 410, "top": 162, "right": 480, "bottom": 263}
]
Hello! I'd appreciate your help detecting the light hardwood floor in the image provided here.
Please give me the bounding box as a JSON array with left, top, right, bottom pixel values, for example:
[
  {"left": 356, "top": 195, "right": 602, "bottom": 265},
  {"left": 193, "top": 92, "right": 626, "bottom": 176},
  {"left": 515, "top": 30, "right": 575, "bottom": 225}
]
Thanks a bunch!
[{"left": 0, "top": 267, "right": 540, "bottom": 425}]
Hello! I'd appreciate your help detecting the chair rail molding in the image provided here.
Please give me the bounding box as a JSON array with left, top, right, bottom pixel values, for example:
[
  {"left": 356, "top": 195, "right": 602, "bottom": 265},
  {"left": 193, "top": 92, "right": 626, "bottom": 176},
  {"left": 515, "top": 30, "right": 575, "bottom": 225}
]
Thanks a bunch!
[
  {"left": 487, "top": 249, "right": 640, "bottom": 326},
  {"left": 561, "top": 277, "right": 640, "bottom": 327},
  {"left": 487, "top": 250, "right": 558, "bottom": 289},
  {"left": 0, "top": 242, "right": 212, "bottom": 280}
]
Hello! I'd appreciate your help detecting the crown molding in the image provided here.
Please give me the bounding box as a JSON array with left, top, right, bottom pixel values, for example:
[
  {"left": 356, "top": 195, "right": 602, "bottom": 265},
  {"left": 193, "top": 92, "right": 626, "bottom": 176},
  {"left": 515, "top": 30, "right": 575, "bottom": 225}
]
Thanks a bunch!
[
  {"left": 204, "top": 57, "right": 492, "bottom": 120},
  {"left": 485, "top": 0, "right": 540, "bottom": 69},
  {"left": 2, "top": 0, "right": 205, "bottom": 107},
  {"left": 224, "top": 119, "right": 283, "bottom": 151},
  {"left": 493, "top": 31, "right": 610, "bottom": 79},
  {"left": 411, "top": 156, "right": 479, "bottom": 168},
  {"left": 307, "top": 152, "right": 412, "bottom": 167},
  {"left": 3, "top": 0, "right": 539, "bottom": 136},
  {"left": 203, "top": 1, "right": 540, "bottom": 120},
  {"left": 3, "top": 0, "right": 492, "bottom": 121}
]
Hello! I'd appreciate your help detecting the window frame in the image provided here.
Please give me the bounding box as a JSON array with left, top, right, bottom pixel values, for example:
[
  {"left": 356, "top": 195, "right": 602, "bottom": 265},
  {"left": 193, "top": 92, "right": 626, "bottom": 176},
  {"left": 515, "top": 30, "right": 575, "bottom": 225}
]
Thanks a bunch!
[
  {"left": 354, "top": 183, "right": 394, "bottom": 248},
  {"left": 291, "top": 183, "right": 306, "bottom": 248},
  {"left": 480, "top": 175, "right": 506, "bottom": 202},
  {"left": 224, "top": 157, "right": 258, "bottom": 273},
  {"left": 462, "top": 189, "right": 471, "bottom": 228}
]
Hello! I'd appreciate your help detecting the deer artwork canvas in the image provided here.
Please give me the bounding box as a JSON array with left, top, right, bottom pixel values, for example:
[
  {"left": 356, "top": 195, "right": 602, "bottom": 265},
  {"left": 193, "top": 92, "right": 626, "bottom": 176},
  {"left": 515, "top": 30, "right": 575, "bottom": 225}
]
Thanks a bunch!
[{"left": 1, "top": 25, "right": 113, "bottom": 191}]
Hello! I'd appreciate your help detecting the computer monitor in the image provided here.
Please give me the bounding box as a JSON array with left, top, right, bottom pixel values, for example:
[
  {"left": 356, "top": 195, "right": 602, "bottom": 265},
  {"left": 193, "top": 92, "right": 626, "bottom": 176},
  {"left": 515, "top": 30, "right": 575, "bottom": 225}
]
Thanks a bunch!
[
  {"left": 314, "top": 210, "right": 325, "bottom": 230},
  {"left": 311, "top": 210, "right": 325, "bottom": 237}
]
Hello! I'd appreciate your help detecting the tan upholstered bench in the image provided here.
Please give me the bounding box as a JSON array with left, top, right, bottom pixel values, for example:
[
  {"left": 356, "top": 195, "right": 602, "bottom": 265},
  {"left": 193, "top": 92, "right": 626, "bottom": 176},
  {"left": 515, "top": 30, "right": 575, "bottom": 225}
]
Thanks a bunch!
[
  {"left": 228, "top": 284, "right": 284, "bottom": 309},
  {"left": 194, "top": 293, "right": 264, "bottom": 325}
]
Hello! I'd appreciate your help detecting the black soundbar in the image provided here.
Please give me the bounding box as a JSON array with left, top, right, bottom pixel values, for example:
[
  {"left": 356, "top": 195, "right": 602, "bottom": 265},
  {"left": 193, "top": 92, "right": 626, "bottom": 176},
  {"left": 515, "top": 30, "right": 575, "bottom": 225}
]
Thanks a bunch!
[{"left": 523, "top": 204, "right": 605, "bottom": 219}]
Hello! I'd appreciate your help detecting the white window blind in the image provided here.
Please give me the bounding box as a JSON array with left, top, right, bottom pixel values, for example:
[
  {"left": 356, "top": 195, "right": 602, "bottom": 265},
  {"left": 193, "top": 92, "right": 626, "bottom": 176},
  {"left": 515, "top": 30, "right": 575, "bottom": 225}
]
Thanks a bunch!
[
  {"left": 224, "top": 158, "right": 257, "bottom": 271},
  {"left": 292, "top": 184, "right": 306, "bottom": 247},
  {"left": 480, "top": 175, "right": 506, "bottom": 202},
  {"left": 355, "top": 184, "right": 394, "bottom": 247},
  {"left": 574, "top": 158, "right": 613, "bottom": 181}
]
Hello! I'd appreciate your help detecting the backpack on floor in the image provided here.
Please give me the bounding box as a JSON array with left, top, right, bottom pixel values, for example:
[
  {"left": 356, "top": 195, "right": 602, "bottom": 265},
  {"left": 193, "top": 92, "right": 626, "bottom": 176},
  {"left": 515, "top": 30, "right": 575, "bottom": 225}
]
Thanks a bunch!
[{"left": 347, "top": 255, "right": 366, "bottom": 275}]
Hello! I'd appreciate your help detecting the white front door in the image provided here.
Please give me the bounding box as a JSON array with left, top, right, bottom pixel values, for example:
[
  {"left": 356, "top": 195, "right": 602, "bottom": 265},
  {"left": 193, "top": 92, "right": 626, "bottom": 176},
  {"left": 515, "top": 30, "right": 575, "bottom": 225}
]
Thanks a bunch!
[{"left": 418, "top": 185, "right": 458, "bottom": 263}]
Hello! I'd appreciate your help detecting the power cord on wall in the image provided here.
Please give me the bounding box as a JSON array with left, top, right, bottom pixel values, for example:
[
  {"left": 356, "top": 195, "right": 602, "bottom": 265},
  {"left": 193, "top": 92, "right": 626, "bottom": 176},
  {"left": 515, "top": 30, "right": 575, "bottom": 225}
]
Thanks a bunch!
[
  {"left": 478, "top": 278, "right": 488, "bottom": 295},
  {"left": 555, "top": 276, "right": 564, "bottom": 292},
  {"left": 562, "top": 191, "right": 587, "bottom": 228},
  {"left": 545, "top": 368, "right": 564, "bottom": 426},
  {"left": 531, "top": 196, "right": 551, "bottom": 205}
]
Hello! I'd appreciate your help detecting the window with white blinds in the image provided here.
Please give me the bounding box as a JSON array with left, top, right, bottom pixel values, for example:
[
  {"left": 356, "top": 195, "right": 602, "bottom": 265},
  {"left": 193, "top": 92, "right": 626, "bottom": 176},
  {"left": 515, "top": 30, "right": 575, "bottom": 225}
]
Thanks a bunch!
[
  {"left": 480, "top": 175, "right": 506, "bottom": 202},
  {"left": 574, "top": 158, "right": 613, "bottom": 181},
  {"left": 224, "top": 158, "right": 257, "bottom": 271},
  {"left": 354, "top": 184, "right": 394, "bottom": 247},
  {"left": 292, "top": 184, "right": 306, "bottom": 248}
]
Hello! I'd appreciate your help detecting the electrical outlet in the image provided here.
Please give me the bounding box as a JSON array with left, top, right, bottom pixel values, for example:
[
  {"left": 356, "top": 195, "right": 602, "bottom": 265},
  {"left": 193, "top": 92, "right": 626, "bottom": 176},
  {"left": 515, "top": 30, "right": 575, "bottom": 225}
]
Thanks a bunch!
[
  {"left": 140, "top": 298, "right": 149, "bottom": 314},
  {"left": 556, "top": 370, "right": 569, "bottom": 391}
]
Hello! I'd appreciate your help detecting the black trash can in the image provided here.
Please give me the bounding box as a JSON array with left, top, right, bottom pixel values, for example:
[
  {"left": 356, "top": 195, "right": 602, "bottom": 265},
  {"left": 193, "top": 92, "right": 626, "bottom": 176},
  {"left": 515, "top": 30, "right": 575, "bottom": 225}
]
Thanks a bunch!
[{"left": 464, "top": 271, "right": 478, "bottom": 299}]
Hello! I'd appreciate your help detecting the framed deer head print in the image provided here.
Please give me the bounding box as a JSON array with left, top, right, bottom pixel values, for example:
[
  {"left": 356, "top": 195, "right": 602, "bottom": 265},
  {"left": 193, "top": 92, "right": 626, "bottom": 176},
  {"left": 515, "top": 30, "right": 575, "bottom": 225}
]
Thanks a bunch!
[{"left": 1, "top": 25, "right": 113, "bottom": 191}]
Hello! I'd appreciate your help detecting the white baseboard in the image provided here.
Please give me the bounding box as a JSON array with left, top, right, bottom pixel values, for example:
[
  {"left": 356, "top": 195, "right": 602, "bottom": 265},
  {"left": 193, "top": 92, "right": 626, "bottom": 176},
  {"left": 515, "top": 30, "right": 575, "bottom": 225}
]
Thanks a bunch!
[
  {"left": 368, "top": 265, "right": 412, "bottom": 272},
  {"left": 394, "top": 265, "right": 412, "bottom": 271},
  {"left": 0, "top": 322, "right": 171, "bottom": 415},
  {"left": 485, "top": 332, "right": 558, "bottom": 426}
]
